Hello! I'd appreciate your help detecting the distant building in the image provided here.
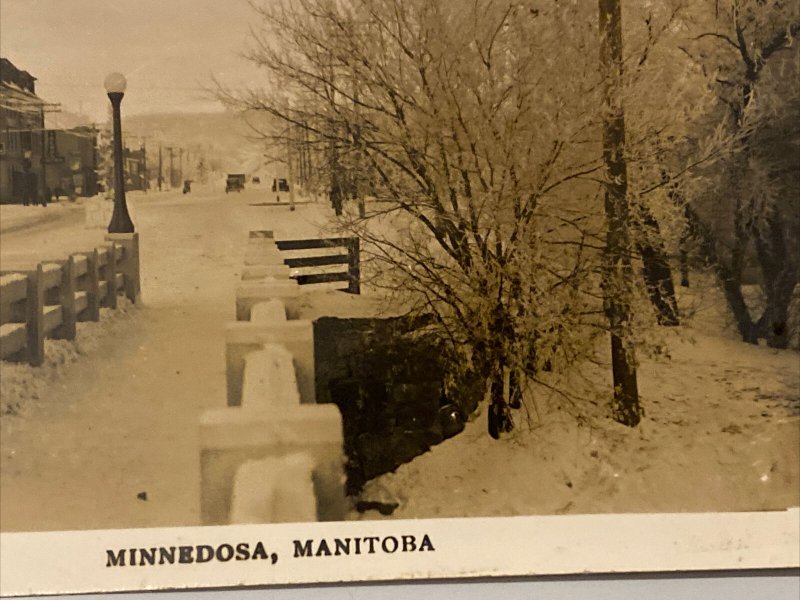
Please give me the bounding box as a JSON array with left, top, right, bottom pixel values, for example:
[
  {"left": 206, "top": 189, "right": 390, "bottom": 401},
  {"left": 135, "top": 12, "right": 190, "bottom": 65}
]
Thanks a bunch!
[
  {"left": 44, "top": 126, "right": 99, "bottom": 199},
  {"left": 123, "top": 146, "right": 147, "bottom": 192},
  {"left": 1, "top": 57, "right": 100, "bottom": 203},
  {"left": 0, "top": 57, "right": 46, "bottom": 204}
]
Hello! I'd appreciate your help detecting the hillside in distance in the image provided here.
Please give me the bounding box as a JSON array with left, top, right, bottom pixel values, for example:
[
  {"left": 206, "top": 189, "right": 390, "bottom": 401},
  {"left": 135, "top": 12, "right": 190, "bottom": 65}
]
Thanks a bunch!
[{"left": 124, "top": 111, "right": 270, "bottom": 176}]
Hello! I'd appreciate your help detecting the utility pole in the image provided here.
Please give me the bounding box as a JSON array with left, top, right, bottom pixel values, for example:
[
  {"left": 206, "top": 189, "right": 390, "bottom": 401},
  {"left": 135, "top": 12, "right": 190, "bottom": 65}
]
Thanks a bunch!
[
  {"left": 141, "top": 142, "right": 148, "bottom": 193},
  {"left": 40, "top": 127, "right": 47, "bottom": 204},
  {"left": 179, "top": 147, "right": 184, "bottom": 185},
  {"left": 287, "top": 128, "right": 296, "bottom": 212},
  {"left": 167, "top": 147, "right": 175, "bottom": 188},
  {"left": 91, "top": 123, "right": 99, "bottom": 196},
  {"left": 158, "top": 144, "right": 163, "bottom": 191},
  {"left": 133, "top": 135, "right": 150, "bottom": 192}
]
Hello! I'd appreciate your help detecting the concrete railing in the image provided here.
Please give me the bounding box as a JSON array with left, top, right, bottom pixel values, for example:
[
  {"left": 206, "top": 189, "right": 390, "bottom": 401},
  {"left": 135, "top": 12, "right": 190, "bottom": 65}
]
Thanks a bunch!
[
  {"left": 199, "top": 230, "right": 346, "bottom": 525},
  {"left": 0, "top": 233, "right": 140, "bottom": 365}
]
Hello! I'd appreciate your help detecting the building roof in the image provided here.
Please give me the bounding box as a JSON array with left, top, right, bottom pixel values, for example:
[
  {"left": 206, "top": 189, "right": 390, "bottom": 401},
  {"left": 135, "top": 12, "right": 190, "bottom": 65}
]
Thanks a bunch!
[
  {"left": 0, "top": 58, "right": 54, "bottom": 120},
  {"left": 0, "top": 58, "right": 37, "bottom": 94},
  {"left": 0, "top": 82, "right": 46, "bottom": 117}
]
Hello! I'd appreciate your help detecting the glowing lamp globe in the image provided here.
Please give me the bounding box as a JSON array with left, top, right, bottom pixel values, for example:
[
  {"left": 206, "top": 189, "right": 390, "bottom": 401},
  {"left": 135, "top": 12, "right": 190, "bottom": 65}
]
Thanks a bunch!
[{"left": 104, "top": 72, "right": 127, "bottom": 94}]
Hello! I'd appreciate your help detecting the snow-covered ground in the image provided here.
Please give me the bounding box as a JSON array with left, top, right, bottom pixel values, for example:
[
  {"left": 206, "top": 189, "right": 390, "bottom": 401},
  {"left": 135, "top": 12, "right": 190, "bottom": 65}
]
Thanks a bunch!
[
  {"left": 358, "top": 274, "right": 800, "bottom": 517},
  {"left": 0, "top": 200, "right": 88, "bottom": 248},
  {"left": 0, "top": 187, "right": 797, "bottom": 532},
  {"left": 1, "top": 197, "right": 109, "bottom": 270},
  {"left": 356, "top": 325, "right": 799, "bottom": 519}
]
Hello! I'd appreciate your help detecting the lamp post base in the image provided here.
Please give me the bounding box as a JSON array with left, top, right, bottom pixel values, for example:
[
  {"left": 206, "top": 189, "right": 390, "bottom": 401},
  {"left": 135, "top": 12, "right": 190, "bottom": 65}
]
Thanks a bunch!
[{"left": 107, "top": 204, "right": 135, "bottom": 233}]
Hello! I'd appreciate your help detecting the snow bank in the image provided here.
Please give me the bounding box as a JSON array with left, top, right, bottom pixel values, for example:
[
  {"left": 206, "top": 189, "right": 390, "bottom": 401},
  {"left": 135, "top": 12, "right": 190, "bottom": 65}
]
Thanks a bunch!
[
  {"left": 83, "top": 197, "right": 114, "bottom": 229},
  {"left": 0, "top": 201, "right": 85, "bottom": 235},
  {"left": 0, "top": 299, "right": 136, "bottom": 418},
  {"left": 354, "top": 327, "right": 800, "bottom": 519}
]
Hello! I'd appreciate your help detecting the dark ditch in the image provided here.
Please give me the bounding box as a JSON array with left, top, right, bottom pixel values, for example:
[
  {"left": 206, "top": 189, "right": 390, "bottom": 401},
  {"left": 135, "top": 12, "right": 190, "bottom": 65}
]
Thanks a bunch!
[{"left": 313, "top": 317, "right": 483, "bottom": 495}]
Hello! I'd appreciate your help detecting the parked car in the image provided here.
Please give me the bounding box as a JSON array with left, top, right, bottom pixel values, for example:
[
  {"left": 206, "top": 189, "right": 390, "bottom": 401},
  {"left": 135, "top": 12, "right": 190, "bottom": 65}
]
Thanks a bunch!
[
  {"left": 225, "top": 174, "right": 246, "bottom": 193},
  {"left": 271, "top": 178, "right": 290, "bottom": 192},
  {"left": 252, "top": 176, "right": 261, "bottom": 184}
]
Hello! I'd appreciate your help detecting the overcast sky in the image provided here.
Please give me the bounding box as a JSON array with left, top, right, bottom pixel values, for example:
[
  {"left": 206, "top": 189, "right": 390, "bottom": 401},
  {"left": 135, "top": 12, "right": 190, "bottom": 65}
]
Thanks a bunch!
[{"left": 0, "top": 0, "right": 268, "bottom": 120}]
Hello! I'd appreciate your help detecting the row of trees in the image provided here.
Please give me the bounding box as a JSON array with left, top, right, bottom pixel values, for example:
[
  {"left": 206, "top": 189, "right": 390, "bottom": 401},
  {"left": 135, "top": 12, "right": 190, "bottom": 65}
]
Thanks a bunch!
[{"left": 224, "top": 0, "right": 799, "bottom": 436}]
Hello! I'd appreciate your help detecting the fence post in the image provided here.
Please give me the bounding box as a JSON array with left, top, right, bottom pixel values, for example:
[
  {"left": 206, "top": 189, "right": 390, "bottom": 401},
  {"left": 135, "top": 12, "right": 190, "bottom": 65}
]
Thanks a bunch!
[
  {"left": 54, "top": 256, "right": 77, "bottom": 340},
  {"left": 106, "top": 232, "right": 140, "bottom": 304},
  {"left": 347, "top": 237, "right": 360, "bottom": 294},
  {"left": 104, "top": 243, "right": 118, "bottom": 309},
  {"left": 85, "top": 249, "right": 101, "bottom": 321},
  {"left": 26, "top": 264, "right": 45, "bottom": 366}
]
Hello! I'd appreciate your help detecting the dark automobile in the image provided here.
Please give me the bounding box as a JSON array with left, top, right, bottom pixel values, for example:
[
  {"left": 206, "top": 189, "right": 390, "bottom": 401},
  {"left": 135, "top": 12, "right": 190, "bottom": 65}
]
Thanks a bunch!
[
  {"left": 271, "top": 178, "right": 290, "bottom": 192},
  {"left": 252, "top": 176, "right": 261, "bottom": 184},
  {"left": 225, "top": 174, "right": 246, "bottom": 193}
]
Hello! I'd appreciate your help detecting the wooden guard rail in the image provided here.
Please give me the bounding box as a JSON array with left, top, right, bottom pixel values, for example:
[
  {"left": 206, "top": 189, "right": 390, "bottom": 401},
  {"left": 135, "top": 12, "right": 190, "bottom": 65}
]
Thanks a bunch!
[
  {"left": 275, "top": 237, "right": 360, "bottom": 294},
  {"left": 0, "top": 233, "right": 139, "bottom": 366}
]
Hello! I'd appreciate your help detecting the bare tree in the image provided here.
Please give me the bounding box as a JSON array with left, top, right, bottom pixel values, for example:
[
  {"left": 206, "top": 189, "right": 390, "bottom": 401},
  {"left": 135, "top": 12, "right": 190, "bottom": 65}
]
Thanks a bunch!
[{"left": 222, "top": 0, "right": 713, "bottom": 433}]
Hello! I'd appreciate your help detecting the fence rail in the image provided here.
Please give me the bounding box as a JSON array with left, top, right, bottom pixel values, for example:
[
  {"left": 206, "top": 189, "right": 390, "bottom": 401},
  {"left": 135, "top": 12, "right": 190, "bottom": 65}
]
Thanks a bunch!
[
  {"left": 275, "top": 237, "right": 360, "bottom": 294},
  {"left": 0, "top": 233, "right": 139, "bottom": 366}
]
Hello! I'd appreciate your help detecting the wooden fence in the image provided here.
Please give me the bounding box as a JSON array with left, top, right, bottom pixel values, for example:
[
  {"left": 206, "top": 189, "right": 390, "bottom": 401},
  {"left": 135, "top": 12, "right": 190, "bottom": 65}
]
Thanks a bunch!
[
  {"left": 0, "top": 233, "right": 140, "bottom": 366},
  {"left": 276, "top": 237, "right": 360, "bottom": 294}
]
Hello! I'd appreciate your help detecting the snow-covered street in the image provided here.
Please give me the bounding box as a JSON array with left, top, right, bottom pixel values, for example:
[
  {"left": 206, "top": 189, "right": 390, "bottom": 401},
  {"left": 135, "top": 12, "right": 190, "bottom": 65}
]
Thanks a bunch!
[{"left": 0, "top": 188, "right": 335, "bottom": 531}]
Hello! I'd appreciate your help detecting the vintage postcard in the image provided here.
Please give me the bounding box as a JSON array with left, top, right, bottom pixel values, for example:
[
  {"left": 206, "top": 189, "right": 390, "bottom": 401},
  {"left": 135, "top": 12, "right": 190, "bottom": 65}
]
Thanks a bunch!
[{"left": 0, "top": 0, "right": 798, "bottom": 596}]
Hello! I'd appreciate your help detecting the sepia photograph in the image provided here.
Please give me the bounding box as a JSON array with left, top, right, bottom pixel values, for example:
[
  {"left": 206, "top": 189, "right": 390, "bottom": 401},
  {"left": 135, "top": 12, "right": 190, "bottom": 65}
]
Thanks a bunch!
[{"left": 0, "top": 0, "right": 798, "bottom": 596}]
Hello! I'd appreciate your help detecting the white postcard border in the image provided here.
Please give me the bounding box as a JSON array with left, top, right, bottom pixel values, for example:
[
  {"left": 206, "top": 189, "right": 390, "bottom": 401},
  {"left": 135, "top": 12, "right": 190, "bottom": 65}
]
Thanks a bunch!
[{"left": 1, "top": 509, "right": 798, "bottom": 597}]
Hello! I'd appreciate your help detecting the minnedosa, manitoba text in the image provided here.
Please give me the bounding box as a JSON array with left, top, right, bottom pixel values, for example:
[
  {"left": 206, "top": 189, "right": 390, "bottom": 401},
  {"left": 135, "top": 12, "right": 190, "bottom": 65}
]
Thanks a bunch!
[{"left": 104, "top": 534, "right": 435, "bottom": 567}]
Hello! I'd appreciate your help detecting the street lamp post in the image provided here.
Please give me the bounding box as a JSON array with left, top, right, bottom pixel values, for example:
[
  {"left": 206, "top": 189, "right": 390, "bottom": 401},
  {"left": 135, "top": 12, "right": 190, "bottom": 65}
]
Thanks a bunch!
[{"left": 104, "top": 72, "right": 135, "bottom": 233}]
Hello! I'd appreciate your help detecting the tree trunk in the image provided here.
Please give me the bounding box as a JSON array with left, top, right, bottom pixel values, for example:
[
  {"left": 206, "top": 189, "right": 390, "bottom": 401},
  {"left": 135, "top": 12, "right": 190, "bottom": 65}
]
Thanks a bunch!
[
  {"left": 679, "top": 246, "right": 690, "bottom": 287},
  {"left": 508, "top": 368, "right": 522, "bottom": 409},
  {"left": 481, "top": 303, "right": 518, "bottom": 439},
  {"left": 599, "top": 0, "right": 641, "bottom": 427},
  {"left": 682, "top": 204, "right": 760, "bottom": 344},
  {"left": 669, "top": 184, "right": 690, "bottom": 287},
  {"left": 330, "top": 163, "right": 344, "bottom": 216},
  {"left": 487, "top": 368, "right": 513, "bottom": 440},
  {"left": 636, "top": 205, "right": 680, "bottom": 325},
  {"left": 721, "top": 271, "right": 759, "bottom": 344},
  {"left": 720, "top": 194, "right": 761, "bottom": 343},
  {"left": 754, "top": 211, "right": 797, "bottom": 349},
  {"left": 639, "top": 240, "right": 680, "bottom": 326}
]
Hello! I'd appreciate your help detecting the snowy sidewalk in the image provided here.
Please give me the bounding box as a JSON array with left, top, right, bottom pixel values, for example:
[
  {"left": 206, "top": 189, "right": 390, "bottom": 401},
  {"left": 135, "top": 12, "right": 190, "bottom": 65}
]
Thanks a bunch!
[
  {"left": 0, "top": 201, "right": 85, "bottom": 236},
  {"left": 0, "top": 191, "right": 335, "bottom": 532}
]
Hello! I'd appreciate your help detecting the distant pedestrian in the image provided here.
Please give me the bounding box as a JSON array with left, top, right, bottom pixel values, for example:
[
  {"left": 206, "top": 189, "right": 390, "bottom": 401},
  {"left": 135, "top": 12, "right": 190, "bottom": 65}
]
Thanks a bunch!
[{"left": 25, "top": 173, "right": 38, "bottom": 206}]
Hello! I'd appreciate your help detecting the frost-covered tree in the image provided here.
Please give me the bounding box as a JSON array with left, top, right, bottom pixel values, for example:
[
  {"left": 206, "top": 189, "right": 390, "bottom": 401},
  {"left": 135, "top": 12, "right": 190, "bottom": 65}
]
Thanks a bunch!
[
  {"left": 95, "top": 125, "right": 114, "bottom": 199},
  {"left": 669, "top": 0, "right": 800, "bottom": 348},
  {"left": 225, "top": 0, "right": 715, "bottom": 433}
]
